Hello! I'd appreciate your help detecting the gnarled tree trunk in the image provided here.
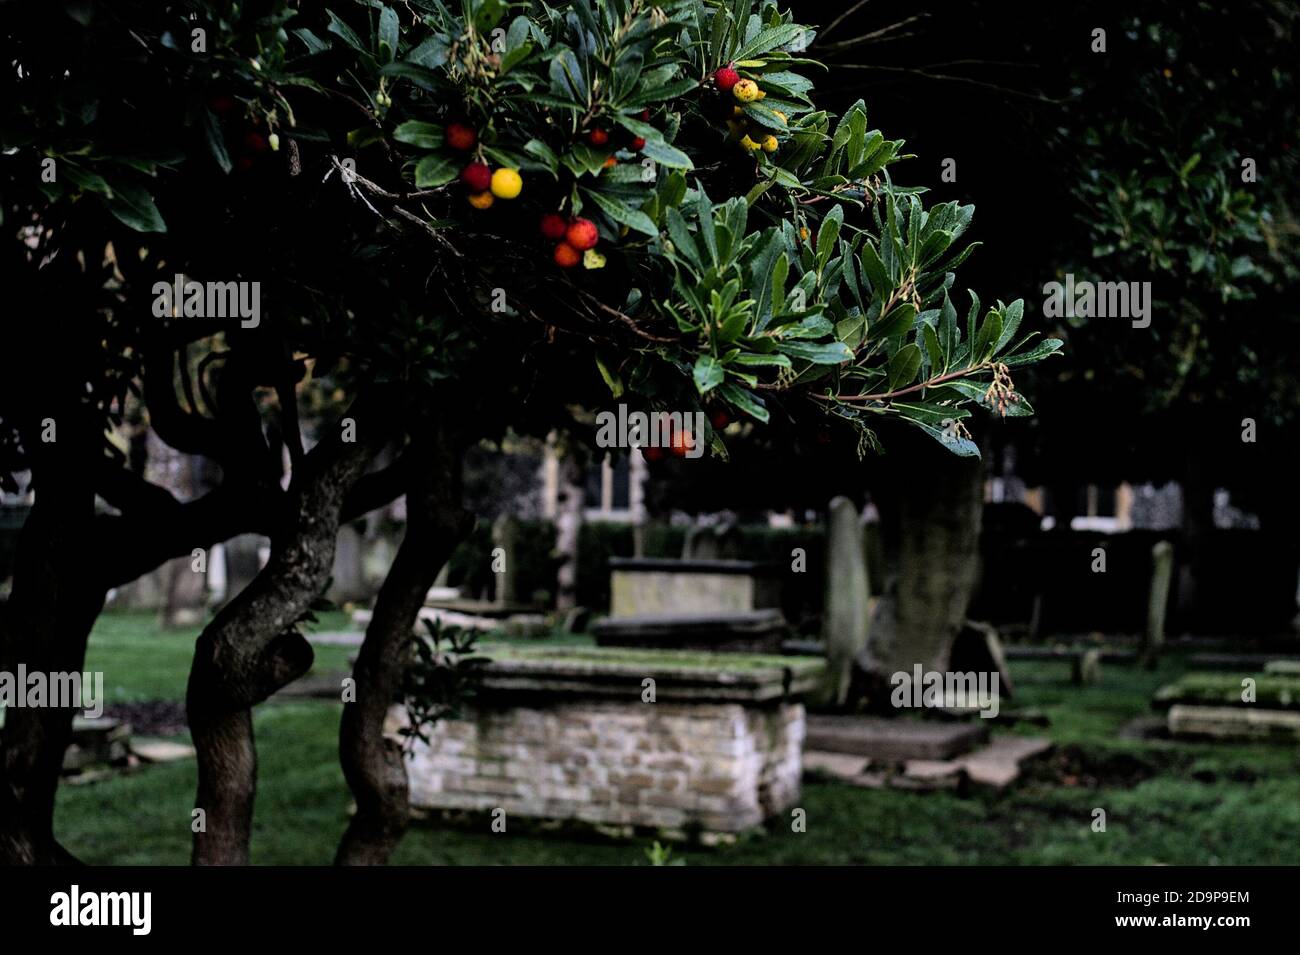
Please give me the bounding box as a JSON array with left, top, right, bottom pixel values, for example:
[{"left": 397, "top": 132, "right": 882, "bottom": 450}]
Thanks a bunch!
[
  {"left": 335, "top": 424, "right": 470, "bottom": 865},
  {"left": 187, "top": 420, "right": 382, "bottom": 865}
]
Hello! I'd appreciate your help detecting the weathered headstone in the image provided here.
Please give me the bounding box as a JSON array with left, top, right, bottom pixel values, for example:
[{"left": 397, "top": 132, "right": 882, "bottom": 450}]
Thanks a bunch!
[
  {"left": 492, "top": 513, "right": 519, "bottom": 606},
  {"left": 223, "top": 533, "right": 266, "bottom": 603},
  {"left": 820, "top": 497, "right": 871, "bottom": 707},
  {"left": 1143, "top": 540, "right": 1174, "bottom": 668},
  {"left": 948, "top": 620, "right": 1016, "bottom": 698}
]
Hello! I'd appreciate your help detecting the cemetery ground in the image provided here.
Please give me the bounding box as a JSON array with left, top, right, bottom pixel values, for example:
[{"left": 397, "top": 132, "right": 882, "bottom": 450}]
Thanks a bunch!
[{"left": 55, "top": 610, "right": 1300, "bottom": 866}]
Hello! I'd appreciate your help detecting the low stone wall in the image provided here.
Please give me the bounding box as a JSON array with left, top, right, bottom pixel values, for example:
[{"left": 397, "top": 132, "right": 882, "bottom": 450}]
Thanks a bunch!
[{"left": 394, "top": 646, "right": 823, "bottom": 840}]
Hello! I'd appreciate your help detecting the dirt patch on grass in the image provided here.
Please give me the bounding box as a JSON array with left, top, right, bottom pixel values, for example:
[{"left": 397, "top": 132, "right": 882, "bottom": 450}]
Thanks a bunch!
[
  {"left": 102, "top": 700, "right": 188, "bottom": 737},
  {"left": 1023, "top": 743, "right": 1189, "bottom": 789}
]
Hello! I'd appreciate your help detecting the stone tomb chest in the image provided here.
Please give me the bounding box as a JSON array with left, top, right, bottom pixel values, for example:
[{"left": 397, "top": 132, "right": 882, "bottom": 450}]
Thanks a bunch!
[
  {"left": 395, "top": 646, "right": 825, "bottom": 840},
  {"left": 608, "top": 557, "right": 782, "bottom": 618}
]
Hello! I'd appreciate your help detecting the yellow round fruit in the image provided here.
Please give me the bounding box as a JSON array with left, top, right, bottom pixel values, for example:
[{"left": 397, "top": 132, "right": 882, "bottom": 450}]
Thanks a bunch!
[
  {"left": 732, "top": 79, "right": 759, "bottom": 103},
  {"left": 583, "top": 249, "right": 607, "bottom": 270},
  {"left": 739, "top": 135, "right": 761, "bottom": 152},
  {"left": 773, "top": 110, "right": 787, "bottom": 124},
  {"left": 467, "top": 191, "right": 495, "bottom": 209},
  {"left": 490, "top": 168, "right": 523, "bottom": 199},
  {"left": 761, "top": 135, "right": 778, "bottom": 153}
]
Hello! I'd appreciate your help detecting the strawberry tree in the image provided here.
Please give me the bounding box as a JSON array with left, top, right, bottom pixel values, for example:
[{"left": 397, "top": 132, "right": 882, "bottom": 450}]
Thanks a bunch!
[
  {"left": 316, "top": 0, "right": 1061, "bottom": 461},
  {"left": 1, "top": 0, "right": 1059, "bottom": 866}
]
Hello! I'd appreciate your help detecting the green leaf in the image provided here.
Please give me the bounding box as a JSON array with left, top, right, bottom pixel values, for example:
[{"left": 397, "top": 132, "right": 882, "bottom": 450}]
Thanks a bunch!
[
  {"left": 858, "top": 241, "right": 890, "bottom": 294},
  {"left": 921, "top": 321, "right": 943, "bottom": 374},
  {"left": 719, "top": 383, "right": 770, "bottom": 423},
  {"left": 993, "top": 299, "right": 1024, "bottom": 354},
  {"left": 972, "top": 310, "right": 1002, "bottom": 364},
  {"left": 377, "top": 5, "right": 399, "bottom": 63},
  {"left": 776, "top": 341, "right": 853, "bottom": 364},
  {"left": 325, "top": 10, "right": 367, "bottom": 53},
  {"left": 640, "top": 139, "right": 693, "bottom": 170},
  {"left": 584, "top": 189, "right": 658, "bottom": 237},
  {"left": 393, "top": 121, "right": 444, "bottom": 149},
  {"left": 595, "top": 351, "right": 624, "bottom": 399},
  {"left": 693, "top": 355, "right": 725, "bottom": 394},
  {"left": 911, "top": 420, "right": 982, "bottom": 458},
  {"left": 1002, "top": 338, "right": 1064, "bottom": 367},
  {"left": 872, "top": 302, "right": 916, "bottom": 341},
  {"left": 201, "top": 108, "right": 231, "bottom": 173},
  {"left": 414, "top": 154, "right": 458, "bottom": 188},
  {"left": 105, "top": 182, "right": 165, "bottom": 233},
  {"left": 886, "top": 343, "right": 922, "bottom": 392}
]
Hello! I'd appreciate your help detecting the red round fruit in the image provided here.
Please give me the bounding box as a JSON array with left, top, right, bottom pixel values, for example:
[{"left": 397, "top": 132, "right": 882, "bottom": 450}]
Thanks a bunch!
[
  {"left": 711, "top": 410, "right": 730, "bottom": 429},
  {"left": 446, "top": 123, "right": 477, "bottom": 151},
  {"left": 587, "top": 128, "right": 609, "bottom": 146},
  {"left": 632, "top": 136, "right": 646, "bottom": 151},
  {"left": 670, "top": 430, "right": 694, "bottom": 457},
  {"left": 234, "top": 155, "right": 255, "bottom": 172},
  {"left": 244, "top": 131, "right": 268, "bottom": 153},
  {"left": 540, "top": 213, "right": 569, "bottom": 241},
  {"left": 642, "top": 445, "right": 665, "bottom": 463},
  {"left": 714, "top": 66, "right": 740, "bottom": 92},
  {"left": 565, "top": 218, "right": 599, "bottom": 251},
  {"left": 209, "top": 94, "right": 236, "bottom": 115},
  {"left": 554, "top": 242, "right": 582, "bottom": 268},
  {"left": 460, "top": 162, "right": 491, "bottom": 192}
]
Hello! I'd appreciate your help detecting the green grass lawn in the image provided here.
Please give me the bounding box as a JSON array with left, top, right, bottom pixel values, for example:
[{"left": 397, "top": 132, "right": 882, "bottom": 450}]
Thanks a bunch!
[{"left": 52, "top": 610, "right": 1300, "bottom": 865}]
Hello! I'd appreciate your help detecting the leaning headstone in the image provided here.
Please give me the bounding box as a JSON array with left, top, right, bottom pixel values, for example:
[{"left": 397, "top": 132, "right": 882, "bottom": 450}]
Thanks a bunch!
[
  {"left": 1072, "top": 647, "right": 1103, "bottom": 686},
  {"left": 820, "top": 497, "right": 870, "bottom": 707},
  {"left": 948, "top": 620, "right": 1015, "bottom": 698},
  {"left": 1143, "top": 540, "right": 1174, "bottom": 668},
  {"left": 63, "top": 717, "right": 131, "bottom": 773},
  {"left": 223, "top": 533, "right": 266, "bottom": 603}
]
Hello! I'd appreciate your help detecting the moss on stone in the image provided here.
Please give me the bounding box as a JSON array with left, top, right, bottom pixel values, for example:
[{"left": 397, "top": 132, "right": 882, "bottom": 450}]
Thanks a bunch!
[{"left": 1154, "top": 674, "right": 1300, "bottom": 711}]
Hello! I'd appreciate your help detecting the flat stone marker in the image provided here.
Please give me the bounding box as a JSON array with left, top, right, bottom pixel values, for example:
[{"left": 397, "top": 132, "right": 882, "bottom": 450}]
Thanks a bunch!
[
  {"left": 1188, "top": 652, "right": 1300, "bottom": 671},
  {"left": 308, "top": 630, "right": 365, "bottom": 647},
  {"left": 803, "top": 751, "right": 871, "bottom": 779},
  {"left": 804, "top": 731, "right": 1051, "bottom": 790},
  {"left": 1168, "top": 704, "right": 1300, "bottom": 742},
  {"left": 131, "top": 739, "right": 196, "bottom": 763},
  {"left": 805, "top": 714, "right": 988, "bottom": 761}
]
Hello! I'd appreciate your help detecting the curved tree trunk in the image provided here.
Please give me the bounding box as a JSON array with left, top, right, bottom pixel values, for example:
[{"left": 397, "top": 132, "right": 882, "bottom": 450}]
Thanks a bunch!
[
  {"left": 0, "top": 405, "right": 101, "bottom": 866},
  {"left": 187, "top": 423, "right": 381, "bottom": 865},
  {"left": 335, "top": 426, "right": 470, "bottom": 865}
]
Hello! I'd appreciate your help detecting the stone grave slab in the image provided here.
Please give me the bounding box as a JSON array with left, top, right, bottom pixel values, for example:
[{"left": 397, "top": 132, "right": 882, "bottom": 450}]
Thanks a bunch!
[
  {"left": 804, "top": 714, "right": 988, "bottom": 761},
  {"left": 1167, "top": 704, "right": 1300, "bottom": 742},
  {"left": 1153, "top": 674, "right": 1300, "bottom": 711},
  {"left": 591, "top": 608, "right": 786, "bottom": 653}
]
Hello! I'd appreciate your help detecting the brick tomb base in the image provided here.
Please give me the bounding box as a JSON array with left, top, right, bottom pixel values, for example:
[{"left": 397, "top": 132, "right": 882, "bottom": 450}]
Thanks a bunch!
[{"left": 391, "top": 646, "right": 825, "bottom": 840}]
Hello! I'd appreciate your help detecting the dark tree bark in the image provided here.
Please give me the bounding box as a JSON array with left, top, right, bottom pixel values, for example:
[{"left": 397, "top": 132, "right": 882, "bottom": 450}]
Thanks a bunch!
[
  {"left": 335, "top": 425, "right": 471, "bottom": 865},
  {"left": 187, "top": 413, "right": 385, "bottom": 865},
  {"left": 0, "top": 406, "right": 102, "bottom": 865}
]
